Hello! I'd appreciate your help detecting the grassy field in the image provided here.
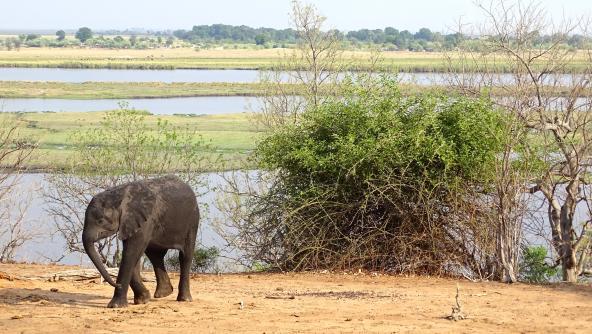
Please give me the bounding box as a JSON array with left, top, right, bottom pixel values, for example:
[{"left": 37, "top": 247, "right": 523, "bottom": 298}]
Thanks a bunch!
[
  {"left": 0, "top": 80, "right": 587, "bottom": 99},
  {"left": 5, "top": 111, "right": 259, "bottom": 170},
  {"left": 0, "top": 81, "right": 275, "bottom": 99},
  {"left": 0, "top": 48, "right": 285, "bottom": 70},
  {"left": 2, "top": 47, "right": 589, "bottom": 72}
]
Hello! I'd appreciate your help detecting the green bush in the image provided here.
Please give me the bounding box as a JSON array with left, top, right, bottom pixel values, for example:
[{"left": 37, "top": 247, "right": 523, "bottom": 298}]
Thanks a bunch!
[
  {"left": 520, "top": 246, "right": 558, "bottom": 283},
  {"left": 246, "top": 76, "right": 508, "bottom": 273},
  {"left": 166, "top": 247, "right": 220, "bottom": 273}
]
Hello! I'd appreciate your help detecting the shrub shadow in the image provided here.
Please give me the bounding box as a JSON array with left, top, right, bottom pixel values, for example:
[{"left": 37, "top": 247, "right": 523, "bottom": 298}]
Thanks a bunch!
[{"left": 0, "top": 287, "right": 107, "bottom": 307}]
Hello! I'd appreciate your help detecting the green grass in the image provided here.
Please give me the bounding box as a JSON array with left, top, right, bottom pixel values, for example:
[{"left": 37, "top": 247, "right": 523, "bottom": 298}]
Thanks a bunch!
[
  {"left": 0, "top": 82, "right": 275, "bottom": 99},
  {"left": 6, "top": 111, "right": 260, "bottom": 171},
  {"left": 0, "top": 80, "right": 587, "bottom": 99}
]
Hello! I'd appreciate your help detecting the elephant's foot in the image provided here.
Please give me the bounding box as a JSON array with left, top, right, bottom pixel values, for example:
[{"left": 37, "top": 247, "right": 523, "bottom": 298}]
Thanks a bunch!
[
  {"left": 176, "top": 291, "right": 193, "bottom": 302},
  {"left": 134, "top": 290, "right": 151, "bottom": 305},
  {"left": 154, "top": 284, "right": 173, "bottom": 298},
  {"left": 107, "top": 297, "right": 129, "bottom": 308}
]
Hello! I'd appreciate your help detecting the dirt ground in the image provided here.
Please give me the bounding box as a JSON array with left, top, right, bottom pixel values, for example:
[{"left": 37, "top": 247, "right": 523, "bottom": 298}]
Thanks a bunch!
[{"left": 1, "top": 264, "right": 592, "bottom": 333}]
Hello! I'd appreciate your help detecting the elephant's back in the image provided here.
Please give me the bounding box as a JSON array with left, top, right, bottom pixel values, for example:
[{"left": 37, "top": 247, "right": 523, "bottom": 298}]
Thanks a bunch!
[
  {"left": 150, "top": 175, "right": 195, "bottom": 197},
  {"left": 150, "top": 176, "right": 199, "bottom": 245},
  {"left": 149, "top": 175, "right": 198, "bottom": 214}
]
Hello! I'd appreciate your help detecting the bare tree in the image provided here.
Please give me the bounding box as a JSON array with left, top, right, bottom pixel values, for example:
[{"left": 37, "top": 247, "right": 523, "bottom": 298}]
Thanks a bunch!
[
  {"left": 217, "top": 1, "right": 348, "bottom": 269},
  {"left": 0, "top": 190, "right": 37, "bottom": 262},
  {"left": 449, "top": 0, "right": 592, "bottom": 282},
  {"left": 255, "top": 0, "right": 344, "bottom": 129},
  {"left": 0, "top": 113, "right": 36, "bottom": 262},
  {"left": 492, "top": 113, "right": 533, "bottom": 282}
]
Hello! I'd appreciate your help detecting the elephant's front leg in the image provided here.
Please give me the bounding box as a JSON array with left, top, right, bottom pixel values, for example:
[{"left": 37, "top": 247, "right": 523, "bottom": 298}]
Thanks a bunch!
[
  {"left": 131, "top": 260, "right": 151, "bottom": 305},
  {"left": 108, "top": 239, "right": 146, "bottom": 308}
]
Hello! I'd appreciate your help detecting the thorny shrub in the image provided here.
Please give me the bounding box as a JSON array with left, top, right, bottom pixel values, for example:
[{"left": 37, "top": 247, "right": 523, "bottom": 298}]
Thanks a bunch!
[{"left": 222, "top": 77, "right": 510, "bottom": 276}]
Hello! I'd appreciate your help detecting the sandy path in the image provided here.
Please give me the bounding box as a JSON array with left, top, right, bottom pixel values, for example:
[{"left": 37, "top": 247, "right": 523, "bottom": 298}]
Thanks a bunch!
[{"left": 1, "top": 264, "right": 591, "bottom": 333}]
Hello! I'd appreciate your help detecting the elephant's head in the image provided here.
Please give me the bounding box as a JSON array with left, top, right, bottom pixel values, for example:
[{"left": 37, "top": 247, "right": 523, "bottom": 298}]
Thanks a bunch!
[{"left": 82, "top": 184, "right": 156, "bottom": 287}]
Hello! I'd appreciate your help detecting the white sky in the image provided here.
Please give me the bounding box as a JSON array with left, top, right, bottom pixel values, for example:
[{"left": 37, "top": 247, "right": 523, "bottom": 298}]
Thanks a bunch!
[{"left": 0, "top": 0, "right": 590, "bottom": 32}]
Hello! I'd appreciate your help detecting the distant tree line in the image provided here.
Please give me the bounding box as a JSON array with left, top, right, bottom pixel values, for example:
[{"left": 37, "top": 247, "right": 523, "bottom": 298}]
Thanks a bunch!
[
  {"left": 1, "top": 24, "right": 590, "bottom": 52},
  {"left": 0, "top": 27, "right": 176, "bottom": 50},
  {"left": 173, "top": 24, "right": 298, "bottom": 46},
  {"left": 172, "top": 24, "right": 591, "bottom": 51}
]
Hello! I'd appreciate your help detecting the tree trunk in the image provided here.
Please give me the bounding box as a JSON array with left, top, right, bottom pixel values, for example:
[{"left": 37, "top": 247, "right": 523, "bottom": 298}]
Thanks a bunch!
[
  {"left": 563, "top": 265, "right": 578, "bottom": 283},
  {"left": 497, "top": 230, "right": 518, "bottom": 283},
  {"left": 500, "top": 260, "right": 518, "bottom": 283},
  {"left": 560, "top": 179, "right": 578, "bottom": 283},
  {"left": 561, "top": 242, "right": 578, "bottom": 282}
]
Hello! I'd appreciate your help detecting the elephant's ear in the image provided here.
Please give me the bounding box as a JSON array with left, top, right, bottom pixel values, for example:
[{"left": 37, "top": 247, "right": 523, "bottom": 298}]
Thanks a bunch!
[{"left": 118, "top": 184, "right": 155, "bottom": 240}]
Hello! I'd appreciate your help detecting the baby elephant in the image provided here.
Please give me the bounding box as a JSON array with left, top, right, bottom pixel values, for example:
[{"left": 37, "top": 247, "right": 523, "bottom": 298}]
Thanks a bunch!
[{"left": 82, "top": 175, "right": 200, "bottom": 308}]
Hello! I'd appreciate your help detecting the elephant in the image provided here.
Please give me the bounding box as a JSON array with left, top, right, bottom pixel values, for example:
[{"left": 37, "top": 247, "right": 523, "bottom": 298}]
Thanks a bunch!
[{"left": 82, "top": 175, "right": 200, "bottom": 308}]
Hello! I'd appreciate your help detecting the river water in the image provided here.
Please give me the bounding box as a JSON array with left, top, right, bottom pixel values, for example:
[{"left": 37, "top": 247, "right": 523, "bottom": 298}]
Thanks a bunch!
[
  {"left": 0, "top": 96, "right": 261, "bottom": 114},
  {"left": 4, "top": 173, "right": 249, "bottom": 270},
  {"left": 0, "top": 68, "right": 585, "bottom": 115},
  {"left": 1, "top": 96, "right": 586, "bottom": 115},
  {"left": 1, "top": 67, "right": 581, "bottom": 85},
  {"left": 0, "top": 66, "right": 587, "bottom": 273},
  {"left": 0, "top": 68, "right": 262, "bottom": 83},
  {"left": 3, "top": 172, "right": 578, "bottom": 270}
]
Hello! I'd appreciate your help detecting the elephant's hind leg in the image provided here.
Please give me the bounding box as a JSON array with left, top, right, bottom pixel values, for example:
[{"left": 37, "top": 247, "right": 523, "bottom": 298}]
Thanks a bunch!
[
  {"left": 177, "top": 223, "right": 197, "bottom": 302},
  {"left": 177, "top": 213, "right": 199, "bottom": 302},
  {"left": 131, "top": 261, "right": 151, "bottom": 305},
  {"left": 145, "top": 246, "right": 173, "bottom": 298},
  {"left": 176, "top": 248, "right": 193, "bottom": 302}
]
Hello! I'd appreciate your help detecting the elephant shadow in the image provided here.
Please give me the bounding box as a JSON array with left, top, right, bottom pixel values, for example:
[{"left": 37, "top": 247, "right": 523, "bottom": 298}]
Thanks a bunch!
[{"left": 0, "top": 287, "right": 107, "bottom": 307}]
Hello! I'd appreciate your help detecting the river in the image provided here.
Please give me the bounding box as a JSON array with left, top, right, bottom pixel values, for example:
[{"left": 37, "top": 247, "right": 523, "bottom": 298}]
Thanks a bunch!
[
  {"left": 3, "top": 173, "right": 251, "bottom": 271},
  {"left": 2, "top": 67, "right": 581, "bottom": 85},
  {"left": 0, "top": 96, "right": 261, "bottom": 114},
  {"left": 2, "top": 172, "right": 575, "bottom": 271}
]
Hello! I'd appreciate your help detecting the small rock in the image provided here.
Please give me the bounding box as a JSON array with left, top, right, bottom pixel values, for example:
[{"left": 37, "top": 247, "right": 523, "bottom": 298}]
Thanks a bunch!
[
  {"left": 10, "top": 315, "right": 24, "bottom": 320},
  {"left": 50, "top": 288, "right": 59, "bottom": 292}
]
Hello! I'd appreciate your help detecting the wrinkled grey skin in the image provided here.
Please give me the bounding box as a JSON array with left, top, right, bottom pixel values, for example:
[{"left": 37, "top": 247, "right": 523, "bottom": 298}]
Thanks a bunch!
[{"left": 82, "top": 175, "right": 199, "bottom": 308}]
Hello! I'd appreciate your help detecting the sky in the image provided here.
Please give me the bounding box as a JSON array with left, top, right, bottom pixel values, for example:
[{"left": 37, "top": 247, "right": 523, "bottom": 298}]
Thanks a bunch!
[{"left": 0, "top": 0, "right": 590, "bottom": 32}]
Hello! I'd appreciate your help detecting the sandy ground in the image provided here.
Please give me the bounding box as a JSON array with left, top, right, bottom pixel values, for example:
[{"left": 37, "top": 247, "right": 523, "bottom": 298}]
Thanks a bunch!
[{"left": 1, "top": 264, "right": 592, "bottom": 333}]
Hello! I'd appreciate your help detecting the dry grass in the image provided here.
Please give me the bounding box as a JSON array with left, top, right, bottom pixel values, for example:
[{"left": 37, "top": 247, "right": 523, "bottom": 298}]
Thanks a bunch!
[{"left": 0, "top": 47, "right": 590, "bottom": 71}]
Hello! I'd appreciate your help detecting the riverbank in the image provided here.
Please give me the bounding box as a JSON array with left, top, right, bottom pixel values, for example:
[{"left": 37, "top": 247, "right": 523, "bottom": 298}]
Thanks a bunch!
[
  {"left": 1, "top": 47, "right": 590, "bottom": 72},
  {"left": 0, "top": 47, "right": 447, "bottom": 71},
  {"left": 1, "top": 263, "right": 591, "bottom": 333},
  {"left": 4, "top": 111, "right": 258, "bottom": 170},
  {"left": 0, "top": 81, "right": 274, "bottom": 99}
]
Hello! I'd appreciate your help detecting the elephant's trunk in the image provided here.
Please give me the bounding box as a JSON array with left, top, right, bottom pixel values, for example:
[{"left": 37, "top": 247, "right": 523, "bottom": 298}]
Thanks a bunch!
[{"left": 82, "top": 234, "right": 120, "bottom": 288}]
